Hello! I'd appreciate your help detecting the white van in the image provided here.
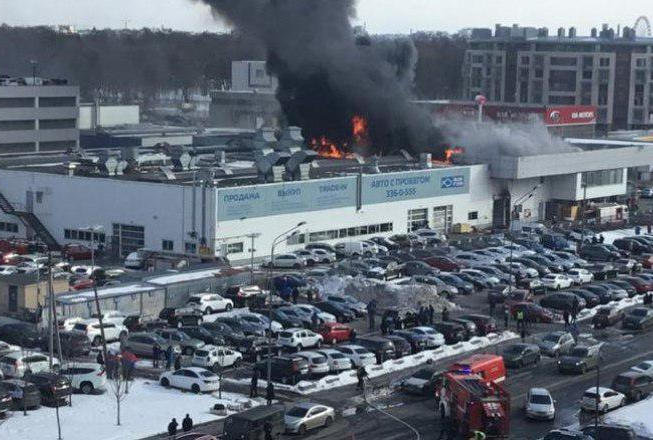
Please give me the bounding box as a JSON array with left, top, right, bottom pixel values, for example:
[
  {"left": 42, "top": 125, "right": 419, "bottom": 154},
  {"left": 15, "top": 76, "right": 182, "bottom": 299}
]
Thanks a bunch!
[{"left": 335, "top": 241, "right": 376, "bottom": 258}]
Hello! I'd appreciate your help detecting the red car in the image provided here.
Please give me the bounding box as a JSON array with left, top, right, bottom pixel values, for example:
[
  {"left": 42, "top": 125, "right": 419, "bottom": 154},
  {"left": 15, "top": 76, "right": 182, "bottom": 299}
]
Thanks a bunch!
[
  {"left": 423, "top": 256, "right": 463, "bottom": 271},
  {"left": 62, "top": 244, "right": 93, "bottom": 261},
  {"left": 72, "top": 278, "right": 95, "bottom": 290},
  {"left": 641, "top": 254, "right": 653, "bottom": 269},
  {"left": 621, "top": 276, "right": 652, "bottom": 294},
  {"left": 317, "top": 322, "right": 354, "bottom": 344},
  {"left": 509, "top": 301, "right": 556, "bottom": 323}
]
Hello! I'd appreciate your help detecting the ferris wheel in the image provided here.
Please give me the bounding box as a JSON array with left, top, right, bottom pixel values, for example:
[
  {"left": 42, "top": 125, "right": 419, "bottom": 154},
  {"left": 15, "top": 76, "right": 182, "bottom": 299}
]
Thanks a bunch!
[{"left": 635, "top": 16, "right": 652, "bottom": 37}]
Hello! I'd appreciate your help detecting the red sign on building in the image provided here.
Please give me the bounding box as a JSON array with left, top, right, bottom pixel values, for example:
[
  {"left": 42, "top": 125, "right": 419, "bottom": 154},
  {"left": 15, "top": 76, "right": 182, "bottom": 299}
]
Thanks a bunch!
[{"left": 544, "top": 106, "right": 597, "bottom": 126}]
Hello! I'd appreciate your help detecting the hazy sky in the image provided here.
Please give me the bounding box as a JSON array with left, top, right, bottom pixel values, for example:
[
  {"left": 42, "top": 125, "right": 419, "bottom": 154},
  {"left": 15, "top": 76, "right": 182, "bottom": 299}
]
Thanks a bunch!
[{"left": 2, "top": 0, "right": 651, "bottom": 35}]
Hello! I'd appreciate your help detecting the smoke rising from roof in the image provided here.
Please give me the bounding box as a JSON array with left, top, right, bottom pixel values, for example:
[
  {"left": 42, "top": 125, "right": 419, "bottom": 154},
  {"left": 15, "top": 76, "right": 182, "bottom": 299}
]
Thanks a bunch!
[
  {"left": 195, "top": 0, "right": 442, "bottom": 155},
  {"left": 436, "top": 119, "right": 580, "bottom": 162}
]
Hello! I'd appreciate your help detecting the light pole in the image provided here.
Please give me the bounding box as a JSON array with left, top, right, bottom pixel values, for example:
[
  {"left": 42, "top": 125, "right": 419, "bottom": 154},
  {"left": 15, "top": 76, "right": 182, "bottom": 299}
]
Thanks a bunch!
[
  {"left": 507, "top": 185, "right": 540, "bottom": 293},
  {"left": 580, "top": 182, "right": 588, "bottom": 250},
  {"left": 82, "top": 225, "right": 109, "bottom": 370},
  {"left": 266, "top": 221, "right": 306, "bottom": 400}
]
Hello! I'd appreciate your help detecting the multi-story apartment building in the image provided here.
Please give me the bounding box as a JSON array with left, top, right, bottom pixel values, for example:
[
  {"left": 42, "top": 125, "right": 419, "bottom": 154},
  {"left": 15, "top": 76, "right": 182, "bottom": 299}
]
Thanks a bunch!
[
  {"left": 0, "top": 76, "right": 79, "bottom": 154},
  {"left": 463, "top": 24, "right": 653, "bottom": 130}
]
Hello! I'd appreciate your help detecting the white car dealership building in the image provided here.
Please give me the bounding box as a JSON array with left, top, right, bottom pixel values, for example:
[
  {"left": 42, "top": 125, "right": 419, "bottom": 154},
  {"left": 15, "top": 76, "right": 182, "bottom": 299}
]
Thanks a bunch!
[{"left": 0, "top": 141, "right": 651, "bottom": 263}]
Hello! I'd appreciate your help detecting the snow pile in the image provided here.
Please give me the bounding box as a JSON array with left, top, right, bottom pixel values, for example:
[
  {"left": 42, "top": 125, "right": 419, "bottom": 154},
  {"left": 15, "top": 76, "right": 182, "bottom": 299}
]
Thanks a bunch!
[
  {"left": 603, "top": 395, "right": 653, "bottom": 437},
  {"left": 315, "top": 275, "right": 458, "bottom": 313},
  {"left": 0, "top": 379, "right": 260, "bottom": 440},
  {"left": 576, "top": 296, "right": 643, "bottom": 322},
  {"left": 226, "top": 330, "right": 518, "bottom": 395}
]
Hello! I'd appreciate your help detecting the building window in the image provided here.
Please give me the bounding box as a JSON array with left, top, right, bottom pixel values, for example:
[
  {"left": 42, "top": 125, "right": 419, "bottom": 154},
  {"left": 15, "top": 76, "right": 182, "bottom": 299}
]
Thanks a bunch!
[
  {"left": 39, "top": 97, "right": 76, "bottom": 107},
  {"left": 39, "top": 119, "right": 76, "bottom": 129},
  {"left": 8, "top": 285, "right": 18, "bottom": 313},
  {"left": 64, "top": 228, "right": 106, "bottom": 243},
  {"left": 550, "top": 57, "right": 577, "bottom": 66},
  {"left": 185, "top": 242, "right": 197, "bottom": 254},
  {"left": 303, "top": 223, "right": 393, "bottom": 243},
  {"left": 495, "top": 56, "right": 503, "bottom": 64},
  {"left": 0, "top": 222, "right": 19, "bottom": 233},
  {"left": 471, "top": 55, "right": 483, "bottom": 63},
  {"left": 0, "top": 120, "right": 35, "bottom": 131},
  {"left": 35, "top": 191, "right": 43, "bottom": 204},
  {"left": 0, "top": 97, "right": 34, "bottom": 108},
  {"left": 287, "top": 233, "right": 306, "bottom": 245},
  {"left": 581, "top": 169, "right": 624, "bottom": 187},
  {"left": 162, "top": 240, "right": 174, "bottom": 251},
  {"left": 599, "top": 57, "right": 610, "bottom": 67},
  {"left": 408, "top": 208, "right": 428, "bottom": 232},
  {"left": 520, "top": 56, "right": 530, "bottom": 65},
  {"left": 226, "top": 242, "right": 244, "bottom": 254},
  {"left": 468, "top": 211, "right": 479, "bottom": 221},
  {"left": 636, "top": 58, "right": 647, "bottom": 68},
  {"left": 582, "top": 70, "right": 593, "bottom": 80}
]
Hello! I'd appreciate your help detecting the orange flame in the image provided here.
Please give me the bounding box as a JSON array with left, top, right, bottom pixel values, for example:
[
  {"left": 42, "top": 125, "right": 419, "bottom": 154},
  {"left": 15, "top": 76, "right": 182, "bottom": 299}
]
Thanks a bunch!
[
  {"left": 311, "top": 136, "right": 354, "bottom": 159},
  {"left": 444, "top": 147, "right": 464, "bottom": 163},
  {"left": 352, "top": 115, "right": 369, "bottom": 144}
]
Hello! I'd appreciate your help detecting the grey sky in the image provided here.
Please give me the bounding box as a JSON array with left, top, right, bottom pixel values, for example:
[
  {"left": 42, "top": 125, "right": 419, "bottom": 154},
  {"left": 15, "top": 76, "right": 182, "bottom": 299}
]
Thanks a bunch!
[{"left": 2, "top": 0, "right": 650, "bottom": 35}]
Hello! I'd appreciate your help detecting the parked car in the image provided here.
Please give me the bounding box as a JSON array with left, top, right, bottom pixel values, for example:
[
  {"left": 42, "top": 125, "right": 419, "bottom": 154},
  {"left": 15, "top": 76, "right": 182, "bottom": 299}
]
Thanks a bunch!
[
  {"left": 291, "top": 304, "right": 337, "bottom": 325},
  {"left": 317, "top": 322, "right": 354, "bottom": 345},
  {"left": 623, "top": 307, "right": 653, "bottom": 330},
  {"left": 186, "top": 293, "right": 233, "bottom": 315},
  {"left": 284, "top": 402, "right": 335, "bottom": 435},
  {"left": 384, "top": 335, "right": 412, "bottom": 358},
  {"left": 580, "top": 245, "right": 620, "bottom": 262},
  {"left": 611, "top": 371, "right": 653, "bottom": 401},
  {"left": 541, "top": 274, "right": 573, "bottom": 290},
  {"left": 59, "top": 362, "right": 106, "bottom": 394},
  {"left": 41, "top": 331, "right": 91, "bottom": 357},
  {"left": 160, "top": 367, "right": 220, "bottom": 393},
  {"left": 509, "top": 302, "right": 556, "bottom": 323},
  {"left": 295, "top": 351, "right": 330, "bottom": 377},
  {"left": 313, "top": 302, "right": 354, "bottom": 323},
  {"left": 191, "top": 345, "right": 242, "bottom": 371},
  {"left": 159, "top": 307, "right": 203, "bottom": 328},
  {"left": 592, "top": 306, "right": 625, "bottom": 328},
  {"left": 278, "top": 328, "right": 323, "bottom": 351},
  {"left": 213, "top": 317, "right": 264, "bottom": 338},
  {"left": 0, "top": 323, "right": 43, "bottom": 348},
  {"left": 580, "top": 387, "right": 626, "bottom": 412},
  {"left": 0, "top": 352, "right": 59, "bottom": 378},
  {"left": 535, "top": 331, "right": 575, "bottom": 357},
  {"left": 124, "top": 332, "right": 181, "bottom": 358},
  {"left": 567, "top": 268, "right": 594, "bottom": 285},
  {"left": 253, "top": 356, "right": 309, "bottom": 385},
  {"left": 567, "top": 289, "right": 599, "bottom": 308},
  {"left": 436, "top": 274, "right": 474, "bottom": 295},
  {"left": 316, "top": 348, "right": 352, "bottom": 372},
  {"left": 407, "top": 327, "right": 445, "bottom": 348},
  {"left": 502, "top": 343, "right": 541, "bottom": 368},
  {"left": 62, "top": 244, "right": 93, "bottom": 260},
  {"left": 335, "top": 345, "right": 376, "bottom": 368},
  {"left": 456, "top": 314, "right": 497, "bottom": 335},
  {"left": 631, "top": 360, "right": 653, "bottom": 378},
  {"left": 448, "top": 317, "right": 478, "bottom": 339},
  {"left": 28, "top": 372, "right": 71, "bottom": 406},
  {"left": 431, "top": 322, "right": 467, "bottom": 344},
  {"left": 540, "top": 293, "right": 581, "bottom": 313},
  {"left": 73, "top": 319, "right": 127, "bottom": 346},
  {"left": 392, "top": 330, "right": 429, "bottom": 353},
  {"left": 557, "top": 346, "right": 600, "bottom": 374},
  {"left": 0, "top": 379, "right": 41, "bottom": 410},
  {"left": 155, "top": 328, "right": 205, "bottom": 356},
  {"left": 180, "top": 326, "right": 226, "bottom": 346},
  {"left": 524, "top": 387, "right": 555, "bottom": 420},
  {"left": 543, "top": 429, "right": 594, "bottom": 440},
  {"left": 581, "top": 424, "right": 637, "bottom": 440},
  {"left": 400, "top": 368, "right": 440, "bottom": 395},
  {"left": 423, "top": 256, "right": 462, "bottom": 272},
  {"left": 355, "top": 337, "right": 396, "bottom": 364},
  {"left": 322, "top": 295, "right": 367, "bottom": 317}
]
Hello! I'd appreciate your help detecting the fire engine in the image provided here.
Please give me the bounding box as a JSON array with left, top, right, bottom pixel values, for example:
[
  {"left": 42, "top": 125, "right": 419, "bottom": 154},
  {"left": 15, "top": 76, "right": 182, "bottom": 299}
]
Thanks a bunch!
[{"left": 437, "top": 372, "right": 510, "bottom": 439}]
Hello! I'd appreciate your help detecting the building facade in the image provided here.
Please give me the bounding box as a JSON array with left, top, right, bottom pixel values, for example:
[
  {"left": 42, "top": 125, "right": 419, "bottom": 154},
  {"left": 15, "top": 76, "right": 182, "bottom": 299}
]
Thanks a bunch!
[
  {"left": 0, "top": 79, "right": 79, "bottom": 154},
  {"left": 463, "top": 24, "right": 653, "bottom": 130}
]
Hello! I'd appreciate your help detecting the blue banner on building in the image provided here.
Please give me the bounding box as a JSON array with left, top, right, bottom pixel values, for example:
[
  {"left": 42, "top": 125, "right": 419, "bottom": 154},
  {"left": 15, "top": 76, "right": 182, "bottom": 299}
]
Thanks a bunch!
[
  {"left": 361, "top": 167, "right": 470, "bottom": 205},
  {"left": 217, "top": 176, "right": 357, "bottom": 221}
]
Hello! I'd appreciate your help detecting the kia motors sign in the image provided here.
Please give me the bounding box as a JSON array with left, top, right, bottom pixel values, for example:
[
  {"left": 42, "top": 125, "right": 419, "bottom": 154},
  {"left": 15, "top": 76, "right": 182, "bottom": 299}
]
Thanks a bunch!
[{"left": 544, "top": 105, "right": 596, "bottom": 126}]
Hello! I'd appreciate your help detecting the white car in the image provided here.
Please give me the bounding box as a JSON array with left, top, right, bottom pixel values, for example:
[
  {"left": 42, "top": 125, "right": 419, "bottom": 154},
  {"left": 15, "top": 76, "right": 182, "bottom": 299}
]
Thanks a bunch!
[
  {"left": 293, "top": 249, "right": 320, "bottom": 265},
  {"left": 239, "top": 313, "right": 283, "bottom": 334},
  {"left": 461, "top": 269, "right": 500, "bottom": 285},
  {"left": 296, "top": 351, "right": 330, "bottom": 376},
  {"left": 409, "top": 327, "right": 446, "bottom": 348},
  {"left": 187, "top": 293, "right": 234, "bottom": 315},
  {"left": 454, "top": 252, "right": 487, "bottom": 265},
  {"left": 58, "top": 316, "right": 85, "bottom": 332},
  {"left": 566, "top": 268, "right": 594, "bottom": 285},
  {"left": 501, "top": 244, "right": 535, "bottom": 258},
  {"left": 336, "top": 345, "right": 376, "bottom": 368},
  {"left": 471, "top": 250, "right": 504, "bottom": 263},
  {"left": 93, "top": 310, "right": 127, "bottom": 326},
  {"left": 269, "top": 253, "right": 307, "bottom": 268},
  {"left": 309, "top": 248, "right": 336, "bottom": 263},
  {"left": 0, "top": 341, "right": 19, "bottom": 357},
  {"left": 524, "top": 387, "right": 555, "bottom": 420},
  {"left": 414, "top": 228, "right": 446, "bottom": 243},
  {"left": 540, "top": 274, "right": 573, "bottom": 290},
  {"left": 191, "top": 345, "right": 243, "bottom": 370},
  {"left": 631, "top": 360, "right": 653, "bottom": 377},
  {"left": 364, "top": 240, "right": 387, "bottom": 254},
  {"left": 293, "top": 304, "right": 336, "bottom": 324},
  {"left": 0, "top": 352, "right": 59, "bottom": 378},
  {"left": 0, "top": 265, "right": 17, "bottom": 276},
  {"left": 71, "top": 265, "right": 101, "bottom": 277},
  {"left": 15, "top": 261, "right": 39, "bottom": 274},
  {"left": 159, "top": 367, "right": 220, "bottom": 393},
  {"left": 317, "top": 349, "right": 352, "bottom": 372},
  {"left": 73, "top": 319, "right": 128, "bottom": 346},
  {"left": 580, "top": 387, "right": 625, "bottom": 412},
  {"left": 284, "top": 402, "right": 336, "bottom": 435},
  {"left": 59, "top": 362, "right": 106, "bottom": 394},
  {"left": 278, "top": 328, "right": 323, "bottom": 351}
]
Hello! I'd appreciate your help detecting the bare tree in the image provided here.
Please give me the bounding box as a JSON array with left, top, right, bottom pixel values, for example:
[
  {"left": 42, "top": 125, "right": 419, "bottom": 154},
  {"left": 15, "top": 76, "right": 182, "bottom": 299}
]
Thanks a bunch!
[{"left": 107, "top": 359, "right": 129, "bottom": 426}]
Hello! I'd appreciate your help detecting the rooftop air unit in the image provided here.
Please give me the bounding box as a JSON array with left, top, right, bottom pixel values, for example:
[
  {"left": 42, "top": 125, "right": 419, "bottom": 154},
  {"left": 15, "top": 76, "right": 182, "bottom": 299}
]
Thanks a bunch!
[
  {"left": 252, "top": 127, "right": 278, "bottom": 150},
  {"left": 278, "top": 126, "right": 304, "bottom": 150},
  {"left": 255, "top": 149, "right": 291, "bottom": 182},
  {"left": 285, "top": 149, "right": 318, "bottom": 180}
]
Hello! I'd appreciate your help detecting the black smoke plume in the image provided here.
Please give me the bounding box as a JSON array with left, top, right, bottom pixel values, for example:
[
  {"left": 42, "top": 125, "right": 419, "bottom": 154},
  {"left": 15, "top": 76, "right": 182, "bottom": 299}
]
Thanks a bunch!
[{"left": 196, "top": 0, "right": 442, "bottom": 155}]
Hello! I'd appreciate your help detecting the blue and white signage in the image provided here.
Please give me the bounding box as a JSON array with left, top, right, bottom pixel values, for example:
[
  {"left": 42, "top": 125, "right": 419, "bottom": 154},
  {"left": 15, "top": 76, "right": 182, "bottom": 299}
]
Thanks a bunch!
[
  {"left": 217, "top": 176, "right": 357, "bottom": 221},
  {"left": 361, "top": 167, "right": 470, "bottom": 205}
]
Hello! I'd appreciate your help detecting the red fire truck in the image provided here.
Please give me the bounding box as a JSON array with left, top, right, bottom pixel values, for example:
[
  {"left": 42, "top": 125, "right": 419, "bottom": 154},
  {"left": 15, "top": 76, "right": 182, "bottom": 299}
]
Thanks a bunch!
[{"left": 437, "top": 372, "right": 510, "bottom": 439}]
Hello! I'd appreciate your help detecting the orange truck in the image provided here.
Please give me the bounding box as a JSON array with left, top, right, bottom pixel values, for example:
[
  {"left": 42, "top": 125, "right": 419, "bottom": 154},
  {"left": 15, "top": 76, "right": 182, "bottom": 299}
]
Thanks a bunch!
[
  {"left": 437, "top": 371, "right": 510, "bottom": 439},
  {"left": 448, "top": 354, "right": 506, "bottom": 384}
]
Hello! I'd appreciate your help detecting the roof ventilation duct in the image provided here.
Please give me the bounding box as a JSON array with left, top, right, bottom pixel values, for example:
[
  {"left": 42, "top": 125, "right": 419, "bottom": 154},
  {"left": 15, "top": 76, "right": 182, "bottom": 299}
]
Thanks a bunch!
[
  {"left": 285, "top": 150, "right": 318, "bottom": 180},
  {"left": 420, "top": 153, "right": 433, "bottom": 169},
  {"left": 252, "top": 127, "right": 278, "bottom": 150},
  {"left": 255, "top": 149, "right": 291, "bottom": 183},
  {"left": 168, "top": 146, "right": 193, "bottom": 171},
  {"left": 278, "top": 126, "right": 304, "bottom": 150},
  {"left": 366, "top": 156, "right": 381, "bottom": 174}
]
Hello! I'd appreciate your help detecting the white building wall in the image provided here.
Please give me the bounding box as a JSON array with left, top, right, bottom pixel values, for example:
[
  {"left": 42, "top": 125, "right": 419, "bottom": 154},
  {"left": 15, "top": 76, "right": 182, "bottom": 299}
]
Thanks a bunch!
[{"left": 79, "top": 104, "right": 140, "bottom": 130}]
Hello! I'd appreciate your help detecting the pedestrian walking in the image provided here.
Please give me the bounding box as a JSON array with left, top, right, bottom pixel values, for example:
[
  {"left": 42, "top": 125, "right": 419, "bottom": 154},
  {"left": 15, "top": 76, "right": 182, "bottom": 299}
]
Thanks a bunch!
[
  {"left": 599, "top": 234, "right": 605, "bottom": 243},
  {"left": 96, "top": 350, "right": 104, "bottom": 366},
  {"left": 250, "top": 369, "right": 259, "bottom": 398},
  {"left": 165, "top": 345, "right": 173, "bottom": 370},
  {"left": 174, "top": 354, "right": 181, "bottom": 371},
  {"left": 121, "top": 349, "right": 137, "bottom": 381},
  {"left": 291, "top": 287, "right": 299, "bottom": 304},
  {"left": 648, "top": 223, "right": 652, "bottom": 234},
  {"left": 311, "top": 312, "right": 320, "bottom": 330},
  {"left": 380, "top": 318, "right": 389, "bottom": 335},
  {"left": 503, "top": 307, "right": 509, "bottom": 329},
  {"left": 516, "top": 310, "right": 524, "bottom": 330},
  {"left": 350, "top": 327, "right": 357, "bottom": 342},
  {"left": 442, "top": 306, "right": 449, "bottom": 322},
  {"left": 520, "top": 326, "right": 527, "bottom": 341},
  {"left": 266, "top": 381, "right": 275, "bottom": 406},
  {"left": 636, "top": 225, "right": 642, "bottom": 235},
  {"left": 563, "top": 310, "right": 570, "bottom": 330},
  {"left": 167, "top": 418, "right": 178, "bottom": 438},
  {"left": 356, "top": 366, "right": 368, "bottom": 392},
  {"left": 428, "top": 304, "right": 435, "bottom": 324},
  {"left": 182, "top": 414, "right": 193, "bottom": 432},
  {"left": 152, "top": 344, "right": 160, "bottom": 368},
  {"left": 489, "top": 299, "right": 495, "bottom": 317},
  {"left": 366, "top": 300, "right": 377, "bottom": 331}
]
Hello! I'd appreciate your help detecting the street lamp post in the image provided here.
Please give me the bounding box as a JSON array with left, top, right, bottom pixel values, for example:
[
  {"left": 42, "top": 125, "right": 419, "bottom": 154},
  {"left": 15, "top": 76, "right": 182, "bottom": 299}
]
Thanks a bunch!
[
  {"left": 83, "top": 225, "right": 109, "bottom": 370},
  {"left": 507, "top": 185, "right": 540, "bottom": 293},
  {"left": 266, "top": 222, "right": 306, "bottom": 402}
]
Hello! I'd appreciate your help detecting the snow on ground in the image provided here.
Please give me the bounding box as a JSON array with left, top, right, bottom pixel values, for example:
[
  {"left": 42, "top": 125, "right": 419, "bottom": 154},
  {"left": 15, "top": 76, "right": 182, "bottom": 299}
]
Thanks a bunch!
[
  {"left": 603, "top": 395, "right": 653, "bottom": 438},
  {"left": 0, "top": 379, "right": 261, "bottom": 440},
  {"left": 576, "top": 296, "right": 644, "bottom": 322},
  {"left": 226, "top": 330, "right": 518, "bottom": 395},
  {"left": 601, "top": 227, "right": 639, "bottom": 245}
]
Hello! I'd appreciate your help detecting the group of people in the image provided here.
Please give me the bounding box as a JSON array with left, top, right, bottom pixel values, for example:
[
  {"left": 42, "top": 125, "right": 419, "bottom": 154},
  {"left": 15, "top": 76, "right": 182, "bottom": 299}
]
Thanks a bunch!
[
  {"left": 152, "top": 343, "right": 181, "bottom": 371},
  {"left": 96, "top": 347, "right": 137, "bottom": 380},
  {"left": 378, "top": 302, "right": 439, "bottom": 335},
  {"left": 643, "top": 292, "right": 653, "bottom": 305},
  {"left": 249, "top": 369, "right": 276, "bottom": 405},
  {"left": 167, "top": 414, "right": 194, "bottom": 438}
]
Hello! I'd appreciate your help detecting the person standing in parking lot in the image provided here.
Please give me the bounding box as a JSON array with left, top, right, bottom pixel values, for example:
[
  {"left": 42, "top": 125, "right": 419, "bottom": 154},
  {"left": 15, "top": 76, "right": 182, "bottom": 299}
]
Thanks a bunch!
[
  {"left": 442, "top": 306, "right": 449, "bottom": 322},
  {"left": 428, "top": 304, "right": 435, "bottom": 324},
  {"left": 165, "top": 345, "right": 173, "bottom": 370},
  {"left": 366, "top": 300, "right": 377, "bottom": 331},
  {"left": 182, "top": 414, "right": 193, "bottom": 432},
  {"left": 292, "top": 287, "right": 299, "bottom": 304},
  {"left": 167, "top": 418, "right": 178, "bottom": 438},
  {"left": 356, "top": 366, "right": 368, "bottom": 392},
  {"left": 311, "top": 312, "right": 320, "bottom": 330},
  {"left": 250, "top": 369, "right": 259, "bottom": 398},
  {"left": 152, "top": 344, "right": 160, "bottom": 368},
  {"left": 266, "top": 381, "right": 275, "bottom": 406},
  {"left": 503, "top": 307, "right": 509, "bottom": 329},
  {"left": 563, "top": 310, "right": 570, "bottom": 330}
]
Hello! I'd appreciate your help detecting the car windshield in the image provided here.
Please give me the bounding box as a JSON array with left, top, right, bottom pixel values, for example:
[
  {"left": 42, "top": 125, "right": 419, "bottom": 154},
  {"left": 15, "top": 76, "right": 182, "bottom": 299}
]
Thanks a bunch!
[
  {"left": 544, "top": 334, "right": 560, "bottom": 343},
  {"left": 635, "top": 362, "right": 652, "bottom": 370},
  {"left": 287, "top": 407, "right": 309, "bottom": 417},
  {"left": 570, "top": 348, "right": 588, "bottom": 357},
  {"left": 194, "top": 350, "right": 209, "bottom": 357},
  {"left": 583, "top": 391, "right": 598, "bottom": 399},
  {"left": 530, "top": 394, "right": 552, "bottom": 405},
  {"left": 279, "top": 332, "right": 292, "bottom": 338},
  {"left": 312, "top": 356, "right": 327, "bottom": 364},
  {"left": 505, "top": 345, "right": 525, "bottom": 354},
  {"left": 631, "top": 309, "right": 648, "bottom": 317},
  {"left": 199, "top": 371, "right": 216, "bottom": 378},
  {"left": 354, "top": 348, "right": 370, "bottom": 354},
  {"left": 413, "top": 369, "right": 434, "bottom": 380},
  {"left": 329, "top": 352, "right": 345, "bottom": 359}
]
